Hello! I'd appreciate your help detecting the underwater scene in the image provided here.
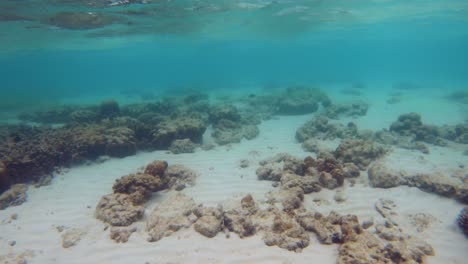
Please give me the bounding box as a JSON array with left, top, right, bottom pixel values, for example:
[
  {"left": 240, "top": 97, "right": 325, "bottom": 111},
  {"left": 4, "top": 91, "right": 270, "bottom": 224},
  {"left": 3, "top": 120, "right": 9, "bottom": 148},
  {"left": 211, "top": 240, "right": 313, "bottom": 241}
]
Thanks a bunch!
[{"left": 0, "top": 0, "right": 467, "bottom": 263}]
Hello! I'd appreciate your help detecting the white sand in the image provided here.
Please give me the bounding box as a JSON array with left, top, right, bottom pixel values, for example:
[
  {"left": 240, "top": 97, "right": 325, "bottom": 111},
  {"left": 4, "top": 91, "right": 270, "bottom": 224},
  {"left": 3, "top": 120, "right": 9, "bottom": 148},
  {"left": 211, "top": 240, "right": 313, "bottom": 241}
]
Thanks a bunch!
[{"left": 0, "top": 90, "right": 467, "bottom": 264}]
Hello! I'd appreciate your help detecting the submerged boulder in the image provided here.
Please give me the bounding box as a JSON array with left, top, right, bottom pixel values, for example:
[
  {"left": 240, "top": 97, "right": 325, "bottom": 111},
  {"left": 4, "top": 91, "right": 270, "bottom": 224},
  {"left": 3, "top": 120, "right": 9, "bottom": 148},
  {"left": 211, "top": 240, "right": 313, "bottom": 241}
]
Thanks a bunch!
[
  {"left": 112, "top": 173, "right": 163, "bottom": 204},
  {"left": 151, "top": 117, "right": 207, "bottom": 148},
  {"left": 334, "top": 139, "right": 388, "bottom": 170},
  {"left": 277, "top": 87, "right": 331, "bottom": 115},
  {"left": 368, "top": 160, "right": 468, "bottom": 203},
  {"left": 95, "top": 193, "right": 145, "bottom": 226},
  {"left": 296, "top": 116, "right": 360, "bottom": 141}
]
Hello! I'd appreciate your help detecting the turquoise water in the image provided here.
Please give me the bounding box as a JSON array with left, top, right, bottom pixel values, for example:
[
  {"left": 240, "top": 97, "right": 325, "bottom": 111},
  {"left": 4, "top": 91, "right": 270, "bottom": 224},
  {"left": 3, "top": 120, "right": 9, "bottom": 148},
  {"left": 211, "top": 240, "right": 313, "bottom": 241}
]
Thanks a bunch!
[
  {"left": 1, "top": 2, "right": 468, "bottom": 262},
  {"left": 0, "top": 0, "right": 467, "bottom": 108}
]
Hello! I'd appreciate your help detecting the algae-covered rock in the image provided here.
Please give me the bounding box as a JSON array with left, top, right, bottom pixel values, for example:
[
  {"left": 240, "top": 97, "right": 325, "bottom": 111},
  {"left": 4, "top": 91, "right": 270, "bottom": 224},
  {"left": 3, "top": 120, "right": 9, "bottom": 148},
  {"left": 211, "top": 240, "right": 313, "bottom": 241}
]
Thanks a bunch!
[
  {"left": 169, "top": 138, "right": 196, "bottom": 154},
  {"left": 112, "top": 173, "right": 163, "bottom": 204},
  {"left": 151, "top": 117, "right": 207, "bottom": 148},
  {"left": 277, "top": 87, "right": 331, "bottom": 115},
  {"left": 193, "top": 206, "right": 224, "bottom": 238},
  {"left": 146, "top": 193, "right": 196, "bottom": 242},
  {"left": 368, "top": 160, "right": 468, "bottom": 203},
  {"left": 296, "top": 116, "right": 360, "bottom": 141},
  {"left": 61, "top": 228, "right": 85, "bottom": 248},
  {"left": 95, "top": 193, "right": 144, "bottom": 226},
  {"left": 325, "top": 102, "right": 368, "bottom": 119},
  {"left": 334, "top": 139, "right": 388, "bottom": 170},
  {"left": 144, "top": 160, "right": 168, "bottom": 177},
  {"left": 110, "top": 227, "right": 137, "bottom": 243},
  {"left": 0, "top": 184, "right": 28, "bottom": 210},
  {"left": 262, "top": 212, "right": 310, "bottom": 251},
  {"left": 164, "top": 164, "right": 197, "bottom": 191}
]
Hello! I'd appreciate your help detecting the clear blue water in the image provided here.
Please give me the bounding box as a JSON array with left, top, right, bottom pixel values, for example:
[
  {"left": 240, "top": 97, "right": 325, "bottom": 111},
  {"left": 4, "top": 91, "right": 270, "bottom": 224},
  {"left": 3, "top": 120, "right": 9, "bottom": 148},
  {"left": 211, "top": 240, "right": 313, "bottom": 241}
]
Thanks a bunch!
[{"left": 0, "top": 1, "right": 467, "bottom": 107}]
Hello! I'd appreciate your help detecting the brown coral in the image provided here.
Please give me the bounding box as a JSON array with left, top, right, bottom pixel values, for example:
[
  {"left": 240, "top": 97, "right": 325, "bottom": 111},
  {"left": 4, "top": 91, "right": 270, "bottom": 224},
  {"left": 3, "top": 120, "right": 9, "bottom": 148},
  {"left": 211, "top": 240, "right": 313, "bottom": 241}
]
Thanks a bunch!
[
  {"left": 95, "top": 193, "right": 144, "bottom": 226},
  {"left": 112, "top": 173, "right": 163, "bottom": 204},
  {"left": 144, "top": 160, "right": 168, "bottom": 177},
  {"left": 334, "top": 139, "right": 387, "bottom": 170}
]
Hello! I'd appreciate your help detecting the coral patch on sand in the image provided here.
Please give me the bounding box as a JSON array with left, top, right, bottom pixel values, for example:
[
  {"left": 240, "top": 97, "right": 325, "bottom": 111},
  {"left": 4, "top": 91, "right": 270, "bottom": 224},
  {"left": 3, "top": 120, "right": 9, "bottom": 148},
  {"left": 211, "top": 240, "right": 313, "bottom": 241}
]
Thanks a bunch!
[{"left": 96, "top": 160, "right": 197, "bottom": 228}]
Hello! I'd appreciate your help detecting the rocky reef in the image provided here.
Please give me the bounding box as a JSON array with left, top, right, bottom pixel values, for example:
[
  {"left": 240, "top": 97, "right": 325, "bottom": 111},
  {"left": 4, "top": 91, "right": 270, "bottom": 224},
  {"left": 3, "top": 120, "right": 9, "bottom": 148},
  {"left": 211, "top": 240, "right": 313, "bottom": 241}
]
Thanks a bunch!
[
  {"left": 334, "top": 139, "right": 387, "bottom": 170},
  {"left": 256, "top": 153, "right": 360, "bottom": 192},
  {"left": 276, "top": 86, "right": 331, "bottom": 115},
  {"left": 324, "top": 101, "right": 368, "bottom": 119},
  {"left": 389, "top": 112, "right": 468, "bottom": 146},
  {"left": 169, "top": 138, "right": 197, "bottom": 154},
  {"left": 296, "top": 116, "right": 365, "bottom": 141},
  {"left": 1, "top": 98, "right": 210, "bottom": 195},
  {"left": 95, "top": 160, "right": 196, "bottom": 226},
  {"left": 110, "top": 186, "right": 434, "bottom": 262},
  {"left": 368, "top": 160, "right": 468, "bottom": 203},
  {"left": 210, "top": 104, "right": 259, "bottom": 145}
]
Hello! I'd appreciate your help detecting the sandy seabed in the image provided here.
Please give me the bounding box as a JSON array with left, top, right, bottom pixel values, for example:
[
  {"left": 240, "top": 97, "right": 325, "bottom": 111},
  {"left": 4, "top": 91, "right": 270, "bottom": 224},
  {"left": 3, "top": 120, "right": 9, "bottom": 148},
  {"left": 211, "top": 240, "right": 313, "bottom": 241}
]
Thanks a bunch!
[{"left": 0, "top": 88, "right": 467, "bottom": 264}]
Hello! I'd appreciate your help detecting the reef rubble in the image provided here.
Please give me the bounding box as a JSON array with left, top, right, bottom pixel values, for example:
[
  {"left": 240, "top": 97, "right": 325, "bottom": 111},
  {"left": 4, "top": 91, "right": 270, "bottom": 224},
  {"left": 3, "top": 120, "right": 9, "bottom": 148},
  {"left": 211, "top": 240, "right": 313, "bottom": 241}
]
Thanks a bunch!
[
  {"left": 95, "top": 160, "right": 197, "bottom": 226},
  {"left": 368, "top": 160, "right": 468, "bottom": 203}
]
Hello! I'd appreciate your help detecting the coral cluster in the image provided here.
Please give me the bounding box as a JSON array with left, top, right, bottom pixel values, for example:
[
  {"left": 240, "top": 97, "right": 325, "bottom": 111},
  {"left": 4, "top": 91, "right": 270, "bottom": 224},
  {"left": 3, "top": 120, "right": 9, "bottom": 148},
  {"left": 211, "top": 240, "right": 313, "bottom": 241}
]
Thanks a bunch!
[
  {"left": 210, "top": 104, "right": 259, "bottom": 145},
  {"left": 139, "top": 190, "right": 434, "bottom": 262},
  {"left": 389, "top": 112, "right": 468, "bottom": 146},
  {"left": 95, "top": 160, "right": 196, "bottom": 227},
  {"left": 324, "top": 102, "right": 368, "bottom": 119},
  {"left": 256, "top": 153, "right": 360, "bottom": 192},
  {"left": 296, "top": 116, "right": 363, "bottom": 141},
  {"left": 334, "top": 139, "right": 387, "bottom": 170},
  {"left": 169, "top": 138, "right": 196, "bottom": 154}
]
